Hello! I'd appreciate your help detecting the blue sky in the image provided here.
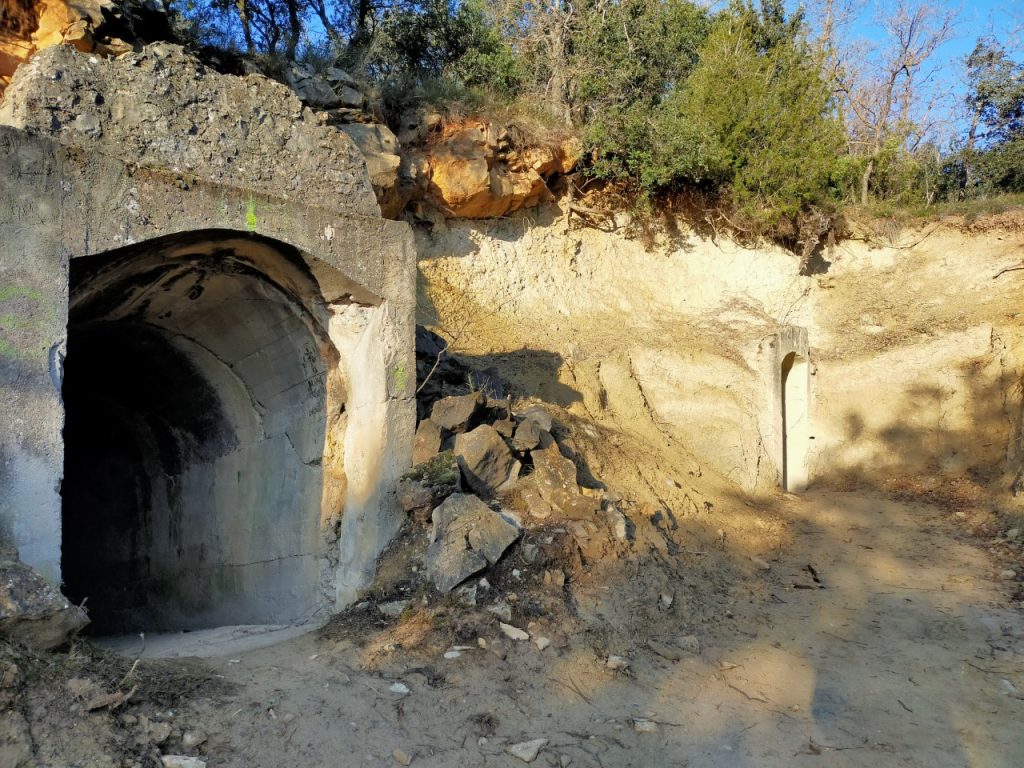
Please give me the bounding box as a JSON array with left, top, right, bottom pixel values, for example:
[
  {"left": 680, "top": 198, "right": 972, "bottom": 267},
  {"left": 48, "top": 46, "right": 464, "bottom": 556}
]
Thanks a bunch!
[
  {"left": 799, "top": 0, "right": 1023, "bottom": 141},
  {"left": 845, "top": 0, "right": 1021, "bottom": 71}
]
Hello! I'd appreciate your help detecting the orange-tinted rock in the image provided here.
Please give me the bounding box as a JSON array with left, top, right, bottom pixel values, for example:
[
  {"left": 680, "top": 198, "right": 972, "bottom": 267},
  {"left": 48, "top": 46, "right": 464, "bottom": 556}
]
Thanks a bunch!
[{"left": 418, "top": 118, "right": 576, "bottom": 219}]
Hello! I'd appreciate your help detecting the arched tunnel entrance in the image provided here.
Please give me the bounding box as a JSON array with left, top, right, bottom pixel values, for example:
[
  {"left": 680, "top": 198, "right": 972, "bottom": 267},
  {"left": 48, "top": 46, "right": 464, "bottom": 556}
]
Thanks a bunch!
[{"left": 61, "top": 231, "right": 342, "bottom": 635}]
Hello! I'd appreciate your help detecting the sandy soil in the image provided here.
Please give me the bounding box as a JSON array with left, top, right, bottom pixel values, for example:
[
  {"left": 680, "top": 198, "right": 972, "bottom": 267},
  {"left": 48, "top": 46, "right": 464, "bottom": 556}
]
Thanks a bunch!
[{"left": 160, "top": 490, "right": 1023, "bottom": 768}]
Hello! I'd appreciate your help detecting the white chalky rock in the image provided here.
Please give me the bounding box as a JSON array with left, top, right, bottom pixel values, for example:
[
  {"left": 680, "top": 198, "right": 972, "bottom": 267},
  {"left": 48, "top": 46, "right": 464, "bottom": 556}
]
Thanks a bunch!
[
  {"left": 507, "top": 738, "right": 548, "bottom": 762},
  {"left": 500, "top": 622, "right": 530, "bottom": 641}
]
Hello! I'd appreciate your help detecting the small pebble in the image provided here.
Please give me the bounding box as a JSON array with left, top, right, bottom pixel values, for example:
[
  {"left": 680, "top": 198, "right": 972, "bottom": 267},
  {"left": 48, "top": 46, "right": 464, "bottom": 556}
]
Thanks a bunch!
[
  {"left": 633, "top": 718, "right": 658, "bottom": 733},
  {"left": 500, "top": 622, "right": 530, "bottom": 641},
  {"left": 507, "top": 738, "right": 548, "bottom": 763}
]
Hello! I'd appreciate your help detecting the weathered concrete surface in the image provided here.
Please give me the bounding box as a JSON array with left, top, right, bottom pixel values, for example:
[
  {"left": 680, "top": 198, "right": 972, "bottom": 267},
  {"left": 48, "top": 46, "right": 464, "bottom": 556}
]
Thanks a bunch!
[
  {"left": 0, "top": 43, "right": 379, "bottom": 218},
  {"left": 759, "top": 326, "right": 810, "bottom": 492},
  {"left": 0, "top": 44, "right": 416, "bottom": 629}
]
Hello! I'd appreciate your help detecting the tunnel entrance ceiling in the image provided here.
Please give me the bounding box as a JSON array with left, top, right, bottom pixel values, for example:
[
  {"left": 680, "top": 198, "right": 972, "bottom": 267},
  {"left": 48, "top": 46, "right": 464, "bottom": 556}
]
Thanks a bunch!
[{"left": 62, "top": 231, "right": 342, "bottom": 635}]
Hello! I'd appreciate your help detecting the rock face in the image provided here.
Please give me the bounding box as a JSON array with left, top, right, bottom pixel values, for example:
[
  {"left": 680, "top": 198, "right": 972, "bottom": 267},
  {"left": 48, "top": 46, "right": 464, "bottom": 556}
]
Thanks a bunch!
[
  {"left": 454, "top": 425, "right": 521, "bottom": 496},
  {"left": 426, "top": 494, "right": 519, "bottom": 592},
  {"left": 0, "top": 43, "right": 379, "bottom": 216},
  {"left": 410, "top": 120, "right": 581, "bottom": 218},
  {"left": 0, "top": 544, "right": 88, "bottom": 650},
  {"left": 338, "top": 123, "right": 404, "bottom": 217}
]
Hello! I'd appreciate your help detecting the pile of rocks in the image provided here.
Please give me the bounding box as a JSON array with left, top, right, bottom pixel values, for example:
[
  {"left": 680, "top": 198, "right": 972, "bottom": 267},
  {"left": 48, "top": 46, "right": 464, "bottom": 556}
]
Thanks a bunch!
[
  {"left": 398, "top": 336, "right": 616, "bottom": 594},
  {"left": 282, "top": 63, "right": 373, "bottom": 124}
]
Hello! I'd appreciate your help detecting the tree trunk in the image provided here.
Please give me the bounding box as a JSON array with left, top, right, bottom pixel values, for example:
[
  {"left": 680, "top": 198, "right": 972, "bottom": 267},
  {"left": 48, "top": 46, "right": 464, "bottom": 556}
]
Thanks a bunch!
[
  {"left": 860, "top": 156, "right": 874, "bottom": 205},
  {"left": 546, "top": 18, "right": 572, "bottom": 126},
  {"left": 285, "top": 0, "right": 301, "bottom": 61},
  {"left": 962, "top": 103, "right": 982, "bottom": 193},
  {"left": 312, "top": 0, "right": 339, "bottom": 43},
  {"left": 236, "top": 0, "right": 254, "bottom": 54}
]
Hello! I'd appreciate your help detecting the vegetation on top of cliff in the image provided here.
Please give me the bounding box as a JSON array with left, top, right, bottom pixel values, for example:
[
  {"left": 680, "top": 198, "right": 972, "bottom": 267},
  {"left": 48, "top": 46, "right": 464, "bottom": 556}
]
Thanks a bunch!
[{"left": 169, "top": 0, "right": 1022, "bottom": 249}]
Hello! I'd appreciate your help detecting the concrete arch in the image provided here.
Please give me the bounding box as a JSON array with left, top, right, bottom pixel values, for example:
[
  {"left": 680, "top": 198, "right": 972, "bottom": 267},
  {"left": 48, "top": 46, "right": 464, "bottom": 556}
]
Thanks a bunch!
[
  {"left": 62, "top": 231, "right": 345, "bottom": 632},
  {"left": 781, "top": 351, "right": 810, "bottom": 492},
  {"left": 1, "top": 128, "right": 416, "bottom": 632}
]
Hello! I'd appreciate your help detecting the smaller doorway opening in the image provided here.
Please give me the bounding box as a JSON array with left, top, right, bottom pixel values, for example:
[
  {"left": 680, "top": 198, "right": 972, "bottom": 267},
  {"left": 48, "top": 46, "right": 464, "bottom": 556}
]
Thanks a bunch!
[{"left": 781, "top": 352, "right": 809, "bottom": 491}]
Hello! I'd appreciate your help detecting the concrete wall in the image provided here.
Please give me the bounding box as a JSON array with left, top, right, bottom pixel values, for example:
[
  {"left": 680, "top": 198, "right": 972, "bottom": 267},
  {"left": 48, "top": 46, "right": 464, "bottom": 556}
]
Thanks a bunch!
[
  {"left": 0, "top": 125, "right": 415, "bottom": 629},
  {"left": 758, "top": 326, "right": 811, "bottom": 492}
]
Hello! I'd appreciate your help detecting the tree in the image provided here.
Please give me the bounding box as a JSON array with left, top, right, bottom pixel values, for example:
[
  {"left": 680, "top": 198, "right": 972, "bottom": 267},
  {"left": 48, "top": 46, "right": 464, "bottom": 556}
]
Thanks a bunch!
[
  {"left": 485, "top": 0, "right": 579, "bottom": 124},
  {"left": 839, "top": 0, "right": 956, "bottom": 204},
  {"left": 960, "top": 38, "right": 1024, "bottom": 193},
  {"left": 648, "top": 1, "right": 844, "bottom": 234},
  {"left": 573, "top": 0, "right": 711, "bottom": 184}
]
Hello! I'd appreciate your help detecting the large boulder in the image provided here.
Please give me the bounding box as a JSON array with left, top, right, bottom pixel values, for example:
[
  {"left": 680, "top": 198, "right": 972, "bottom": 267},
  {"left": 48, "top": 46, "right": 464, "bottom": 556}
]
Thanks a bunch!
[
  {"left": 512, "top": 419, "right": 542, "bottom": 452},
  {"left": 430, "top": 393, "right": 482, "bottom": 433},
  {"left": 516, "top": 476, "right": 554, "bottom": 520},
  {"left": 454, "top": 425, "right": 520, "bottom": 497},
  {"left": 531, "top": 443, "right": 601, "bottom": 519},
  {"left": 517, "top": 405, "right": 553, "bottom": 432},
  {"left": 0, "top": 545, "right": 88, "bottom": 650},
  {"left": 337, "top": 123, "right": 405, "bottom": 217},
  {"left": 283, "top": 62, "right": 341, "bottom": 108},
  {"left": 425, "top": 494, "right": 520, "bottom": 592},
  {"left": 411, "top": 119, "right": 582, "bottom": 219},
  {"left": 412, "top": 418, "right": 443, "bottom": 465},
  {"left": 421, "top": 122, "right": 548, "bottom": 218}
]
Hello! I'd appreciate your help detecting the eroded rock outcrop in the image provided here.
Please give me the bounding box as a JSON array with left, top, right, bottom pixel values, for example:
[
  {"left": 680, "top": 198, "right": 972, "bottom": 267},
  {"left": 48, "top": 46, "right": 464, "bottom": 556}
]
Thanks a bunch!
[{"left": 407, "top": 119, "right": 581, "bottom": 219}]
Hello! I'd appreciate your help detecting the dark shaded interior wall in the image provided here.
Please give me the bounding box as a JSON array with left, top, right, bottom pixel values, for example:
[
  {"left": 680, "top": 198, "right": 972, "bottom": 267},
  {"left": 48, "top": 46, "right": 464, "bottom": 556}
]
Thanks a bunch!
[{"left": 61, "top": 231, "right": 335, "bottom": 634}]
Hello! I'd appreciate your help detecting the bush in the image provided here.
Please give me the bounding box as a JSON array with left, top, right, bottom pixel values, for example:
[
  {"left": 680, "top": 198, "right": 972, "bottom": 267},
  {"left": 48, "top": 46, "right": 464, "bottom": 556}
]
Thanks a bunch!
[{"left": 609, "top": 2, "right": 844, "bottom": 239}]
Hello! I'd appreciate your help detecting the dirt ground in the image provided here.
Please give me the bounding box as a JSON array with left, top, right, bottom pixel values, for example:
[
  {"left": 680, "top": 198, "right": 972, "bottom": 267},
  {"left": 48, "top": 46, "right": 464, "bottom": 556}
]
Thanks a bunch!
[
  {"left": 168, "top": 490, "right": 1023, "bottom": 768},
  {"left": 16, "top": 487, "right": 1018, "bottom": 768}
]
